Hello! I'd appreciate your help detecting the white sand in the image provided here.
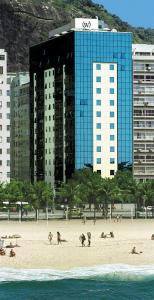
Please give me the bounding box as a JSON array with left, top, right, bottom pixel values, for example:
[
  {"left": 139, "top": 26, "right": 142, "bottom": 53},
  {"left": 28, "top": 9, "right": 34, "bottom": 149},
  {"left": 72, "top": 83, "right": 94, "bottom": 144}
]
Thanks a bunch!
[{"left": 0, "top": 219, "right": 154, "bottom": 270}]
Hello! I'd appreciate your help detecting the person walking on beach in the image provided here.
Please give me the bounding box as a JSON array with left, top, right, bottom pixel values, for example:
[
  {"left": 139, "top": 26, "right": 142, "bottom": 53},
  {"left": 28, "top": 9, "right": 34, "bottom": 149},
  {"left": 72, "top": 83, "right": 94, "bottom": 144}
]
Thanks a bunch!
[
  {"left": 87, "top": 232, "right": 91, "bottom": 247},
  {"left": 82, "top": 215, "right": 86, "bottom": 224},
  {"left": 48, "top": 232, "right": 53, "bottom": 245},
  {"left": 57, "top": 232, "right": 61, "bottom": 245},
  {"left": 79, "top": 233, "right": 86, "bottom": 247}
]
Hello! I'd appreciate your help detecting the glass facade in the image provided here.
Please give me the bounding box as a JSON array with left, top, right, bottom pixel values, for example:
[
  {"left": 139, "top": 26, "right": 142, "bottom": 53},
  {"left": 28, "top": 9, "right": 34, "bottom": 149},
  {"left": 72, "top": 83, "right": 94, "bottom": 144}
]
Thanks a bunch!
[
  {"left": 75, "top": 31, "right": 132, "bottom": 170},
  {"left": 30, "top": 27, "right": 133, "bottom": 185}
]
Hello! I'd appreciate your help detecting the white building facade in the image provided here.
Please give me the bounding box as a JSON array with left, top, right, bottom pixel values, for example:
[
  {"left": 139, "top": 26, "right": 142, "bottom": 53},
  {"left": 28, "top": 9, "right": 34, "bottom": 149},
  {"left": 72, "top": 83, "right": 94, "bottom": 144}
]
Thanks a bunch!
[
  {"left": 0, "top": 49, "right": 15, "bottom": 183},
  {"left": 133, "top": 44, "right": 154, "bottom": 180}
]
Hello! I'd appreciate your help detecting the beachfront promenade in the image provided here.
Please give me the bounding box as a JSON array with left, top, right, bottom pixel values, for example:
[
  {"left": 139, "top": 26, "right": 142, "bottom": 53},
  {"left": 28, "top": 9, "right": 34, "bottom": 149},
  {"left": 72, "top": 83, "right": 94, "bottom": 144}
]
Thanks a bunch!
[
  {"left": 0, "top": 219, "right": 154, "bottom": 269},
  {"left": 0, "top": 208, "right": 152, "bottom": 221}
]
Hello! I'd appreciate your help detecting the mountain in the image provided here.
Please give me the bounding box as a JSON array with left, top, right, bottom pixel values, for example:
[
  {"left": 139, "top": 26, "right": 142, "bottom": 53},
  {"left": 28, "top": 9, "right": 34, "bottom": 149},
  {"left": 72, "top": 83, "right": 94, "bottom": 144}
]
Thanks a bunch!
[{"left": 0, "top": 0, "right": 154, "bottom": 72}]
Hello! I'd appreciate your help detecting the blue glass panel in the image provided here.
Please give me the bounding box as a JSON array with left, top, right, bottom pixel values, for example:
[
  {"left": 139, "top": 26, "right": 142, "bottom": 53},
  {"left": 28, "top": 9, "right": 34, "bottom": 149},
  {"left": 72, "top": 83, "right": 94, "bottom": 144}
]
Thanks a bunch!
[
  {"left": 110, "top": 158, "right": 115, "bottom": 164},
  {"left": 110, "top": 112, "right": 114, "bottom": 118},
  {"left": 97, "top": 158, "right": 101, "bottom": 164},
  {"left": 97, "top": 146, "right": 101, "bottom": 152},
  {"left": 96, "top": 88, "right": 101, "bottom": 94},
  {"left": 96, "top": 111, "right": 101, "bottom": 117},
  {"left": 96, "top": 100, "right": 101, "bottom": 106},
  {"left": 96, "top": 135, "right": 101, "bottom": 141},
  {"left": 110, "top": 77, "right": 114, "bottom": 83},
  {"left": 110, "top": 100, "right": 114, "bottom": 106},
  {"left": 110, "top": 88, "right": 114, "bottom": 94},
  {"left": 96, "top": 123, "right": 101, "bottom": 129},
  {"left": 110, "top": 123, "right": 115, "bottom": 129},
  {"left": 96, "top": 76, "right": 101, "bottom": 82},
  {"left": 110, "top": 64, "right": 114, "bottom": 70},
  {"left": 110, "top": 135, "right": 115, "bottom": 141},
  {"left": 96, "top": 64, "right": 101, "bottom": 70},
  {"left": 110, "top": 146, "right": 115, "bottom": 152}
]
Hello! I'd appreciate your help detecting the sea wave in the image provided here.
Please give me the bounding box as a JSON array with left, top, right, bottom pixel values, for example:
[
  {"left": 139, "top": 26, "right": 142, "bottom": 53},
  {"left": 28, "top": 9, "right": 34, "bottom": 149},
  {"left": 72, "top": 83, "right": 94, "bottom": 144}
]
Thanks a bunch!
[{"left": 1, "top": 265, "right": 154, "bottom": 282}]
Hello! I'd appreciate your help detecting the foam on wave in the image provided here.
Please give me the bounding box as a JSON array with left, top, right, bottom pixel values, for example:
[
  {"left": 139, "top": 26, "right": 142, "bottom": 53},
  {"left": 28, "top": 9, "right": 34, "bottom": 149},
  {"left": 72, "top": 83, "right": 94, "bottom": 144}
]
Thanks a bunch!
[{"left": 0, "top": 265, "right": 154, "bottom": 282}]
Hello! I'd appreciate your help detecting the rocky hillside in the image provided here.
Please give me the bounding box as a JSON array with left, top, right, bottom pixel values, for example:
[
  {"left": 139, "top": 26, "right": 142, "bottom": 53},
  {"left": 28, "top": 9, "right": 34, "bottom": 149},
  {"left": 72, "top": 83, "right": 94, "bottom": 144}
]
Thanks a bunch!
[{"left": 0, "top": 0, "right": 154, "bottom": 72}]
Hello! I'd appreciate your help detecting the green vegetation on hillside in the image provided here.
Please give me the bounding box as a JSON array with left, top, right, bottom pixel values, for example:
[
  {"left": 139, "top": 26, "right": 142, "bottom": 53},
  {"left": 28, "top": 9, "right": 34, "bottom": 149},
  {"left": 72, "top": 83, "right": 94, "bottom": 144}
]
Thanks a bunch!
[{"left": 0, "top": 0, "right": 154, "bottom": 71}]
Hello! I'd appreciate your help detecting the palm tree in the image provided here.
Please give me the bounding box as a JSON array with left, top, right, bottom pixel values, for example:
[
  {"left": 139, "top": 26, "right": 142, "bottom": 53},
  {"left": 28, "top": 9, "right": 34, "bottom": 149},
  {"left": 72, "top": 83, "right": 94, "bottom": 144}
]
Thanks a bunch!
[{"left": 30, "top": 181, "right": 53, "bottom": 221}]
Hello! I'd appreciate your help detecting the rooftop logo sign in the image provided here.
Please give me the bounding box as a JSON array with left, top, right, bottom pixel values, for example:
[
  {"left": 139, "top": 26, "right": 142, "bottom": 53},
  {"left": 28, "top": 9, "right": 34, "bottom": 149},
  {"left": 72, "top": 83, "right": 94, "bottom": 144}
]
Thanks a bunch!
[
  {"left": 82, "top": 21, "right": 91, "bottom": 29},
  {"left": 74, "top": 18, "right": 98, "bottom": 31}
]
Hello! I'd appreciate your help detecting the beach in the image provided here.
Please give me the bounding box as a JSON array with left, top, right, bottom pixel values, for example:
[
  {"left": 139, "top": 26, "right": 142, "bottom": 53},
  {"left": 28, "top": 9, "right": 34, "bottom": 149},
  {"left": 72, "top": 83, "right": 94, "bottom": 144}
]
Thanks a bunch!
[{"left": 0, "top": 219, "right": 154, "bottom": 270}]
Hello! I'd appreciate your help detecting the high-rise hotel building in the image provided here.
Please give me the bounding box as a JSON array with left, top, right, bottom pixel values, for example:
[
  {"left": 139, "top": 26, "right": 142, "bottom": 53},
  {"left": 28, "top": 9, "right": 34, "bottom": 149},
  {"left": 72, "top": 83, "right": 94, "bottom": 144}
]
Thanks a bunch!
[
  {"left": 10, "top": 72, "right": 30, "bottom": 181},
  {"left": 133, "top": 44, "right": 154, "bottom": 180},
  {"left": 30, "top": 18, "right": 133, "bottom": 186},
  {"left": 0, "top": 49, "right": 15, "bottom": 183}
]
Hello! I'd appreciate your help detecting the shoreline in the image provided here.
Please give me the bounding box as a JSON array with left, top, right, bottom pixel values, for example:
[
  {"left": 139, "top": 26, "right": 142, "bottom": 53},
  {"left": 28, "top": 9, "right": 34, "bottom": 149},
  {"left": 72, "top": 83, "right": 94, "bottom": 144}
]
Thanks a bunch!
[{"left": 0, "top": 219, "right": 154, "bottom": 270}]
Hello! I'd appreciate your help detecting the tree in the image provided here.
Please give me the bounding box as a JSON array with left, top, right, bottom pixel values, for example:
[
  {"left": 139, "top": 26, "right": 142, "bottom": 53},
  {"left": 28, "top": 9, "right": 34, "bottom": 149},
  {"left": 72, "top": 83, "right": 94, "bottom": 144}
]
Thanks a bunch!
[
  {"left": 73, "top": 169, "right": 102, "bottom": 218},
  {"left": 29, "top": 181, "right": 53, "bottom": 220},
  {"left": 4, "top": 180, "right": 22, "bottom": 220}
]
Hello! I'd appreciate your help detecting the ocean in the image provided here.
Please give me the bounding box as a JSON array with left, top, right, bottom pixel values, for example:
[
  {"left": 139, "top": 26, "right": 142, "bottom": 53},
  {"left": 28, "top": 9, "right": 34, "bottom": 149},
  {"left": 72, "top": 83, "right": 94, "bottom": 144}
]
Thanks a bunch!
[{"left": 0, "top": 265, "right": 154, "bottom": 300}]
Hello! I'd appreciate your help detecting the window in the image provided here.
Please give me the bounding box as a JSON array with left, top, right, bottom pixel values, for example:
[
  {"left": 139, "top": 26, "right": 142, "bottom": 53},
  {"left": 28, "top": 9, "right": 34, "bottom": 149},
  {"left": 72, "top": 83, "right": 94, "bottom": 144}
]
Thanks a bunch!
[
  {"left": 110, "top": 112, "right": 114, "bottom": 117},
  {"left": 7, "top": 102, "right": 10, "bottom": 108},
  {"left": 110, "top": 88, "right": 114, "bottom": 94},
  {"left": 110, "top": 146, "right": 115, "bottom": 152},
  {"left": 7, "top": 149, "right": 10, "bottom": 154},
  {"left": 96, "top": 76, "right": 101, "bottom": 82},
  {"left": 110, "top": 135, "right": 115, "bottom": 141},
  {"left": 96, "top": 111, "right": 101, "bottom": 117},
  {"left": 0, "top": 90, "right": 2, "bottom": 96},
  {"left": 110, "top": 100, "right": 114, "bottom": 106},
  {"left": 7, "top": 125, "right": 10, "bottom": 131},
  {"left": 96, "top": 100, "right": 101, "bottom": 106},
  {"left": 97, "top": 158, "right": 101, "bottom": 164},
  {"left": 0, "top": 113, "right": 2, "bottom": 119},
  {"left": 113, "top": 53, "right": 118, "bottom": 58},
  {"left": 0, "top": 67, "right": 3, "bottom": 74},
  {"left": 97, "top": 170, "right": 101, "bottom": 174},
  {"left": 7, "top": 172, "right": 10, "bottom": 178},
  {"left": 7, "top": 90, "right": 10, "bottom": 96},
  {"left": 110, "top": 77, "right": 114, "bottom": 83},
  {"left": 0, "top": 149, "right": 2, "bottom": 154},
  {"left": 0, "top": 125, "right": 2, "bottom": 131},
  {"left": 96, "top": 64, "right": 101, "bottom": 70},
  {"left": 0, "top": 55, "right": 5, "bottom": 60},
  {"left": 96, "top": 88, "right": 101, "bottom": 94},
  {"left": 110, "top": 158, "right": 115, "bottom": 164},
  {"left": 110, "top": 170, "right": 115, "bottom": 176},
  {"left": 7, "top": 137, "right": 10, "bottom": 143},
  {"left": 110, "top": 64, "right": 114, "bottom": 70},
  {"left": 110, "top": 123, "right": 114, "bottom": 129},
  {"left": 7, "top": 160, "right": 10, "bottom": 166},
  {"left": 96, "top": 123, "right": 101, "bottom": 129},
  {"left": 0, "top": 137, "right": 2, "bottom": 143},
  {"left": 0, "top": 160, "right": 2, "bottom": 166},
  {"left": 6, "top": 113, "right": 10, "bottom": 119},
  {"left": 96, "top": 135, "right": 101, "bottom": 141},
  {"left": 96, "top": 146, "right": 101, "bottom": 152}
]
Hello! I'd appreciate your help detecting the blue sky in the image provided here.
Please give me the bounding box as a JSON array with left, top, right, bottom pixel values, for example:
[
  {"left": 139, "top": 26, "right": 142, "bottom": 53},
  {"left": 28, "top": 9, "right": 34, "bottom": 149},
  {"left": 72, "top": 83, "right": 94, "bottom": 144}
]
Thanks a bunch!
[{"left": 94, "top": 0, "right": 154, "bottom": 28}]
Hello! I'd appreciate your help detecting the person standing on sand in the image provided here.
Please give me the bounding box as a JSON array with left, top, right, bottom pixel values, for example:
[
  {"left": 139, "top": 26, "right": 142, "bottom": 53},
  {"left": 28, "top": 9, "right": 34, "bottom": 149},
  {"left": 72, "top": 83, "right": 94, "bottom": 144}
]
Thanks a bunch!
[
  {"left": 93, "top": 218, "right": 96, "bottom": 225},
  {"left": 79, "top": 233, "right": 86, "bottom": 247},
  {"left": 82, "top": 215, "right": 86, "bottom": 224},
  {"left": 48, "top": 232, "right": 53, "bottom": 245},
  {"left": 57, "top": 232, "right": 61, "bottom": 245},
  {"left": 87, "top": 232, "right": 91, "bottom": 247}
]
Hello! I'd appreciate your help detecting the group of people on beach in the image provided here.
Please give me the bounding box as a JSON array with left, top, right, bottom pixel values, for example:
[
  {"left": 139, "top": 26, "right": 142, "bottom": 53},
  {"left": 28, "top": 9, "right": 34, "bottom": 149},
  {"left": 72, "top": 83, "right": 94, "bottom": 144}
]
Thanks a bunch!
[
  {"left": 79, "top": 232, "right": 91, "bottom": 247},
  {"left": 48, "top": 232, "right": 64, "bottom": 245},
  {"left": 0, "top": 247, "right": 15, "bottom": 257}
]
